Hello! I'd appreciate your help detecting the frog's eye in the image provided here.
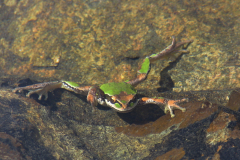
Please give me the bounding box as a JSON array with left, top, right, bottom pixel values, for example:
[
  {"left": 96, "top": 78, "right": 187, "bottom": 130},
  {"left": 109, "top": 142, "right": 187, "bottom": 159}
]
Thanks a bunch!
[{"left": 105, "top": 95, "right": 115, "bottom": 103}]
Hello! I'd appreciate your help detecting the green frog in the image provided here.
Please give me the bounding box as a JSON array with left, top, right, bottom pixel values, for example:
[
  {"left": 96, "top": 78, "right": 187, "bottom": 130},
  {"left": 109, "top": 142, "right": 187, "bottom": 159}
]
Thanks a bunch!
[{"left": 13, "top": 37, "right": 193, "bottom": 118}]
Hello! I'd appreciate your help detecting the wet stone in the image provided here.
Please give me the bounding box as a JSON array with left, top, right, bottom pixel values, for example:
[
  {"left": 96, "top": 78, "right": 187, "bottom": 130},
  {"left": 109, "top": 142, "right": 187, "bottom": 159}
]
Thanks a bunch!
[{"left": 226, "top": 90, "right": 240, "bottom": 111}]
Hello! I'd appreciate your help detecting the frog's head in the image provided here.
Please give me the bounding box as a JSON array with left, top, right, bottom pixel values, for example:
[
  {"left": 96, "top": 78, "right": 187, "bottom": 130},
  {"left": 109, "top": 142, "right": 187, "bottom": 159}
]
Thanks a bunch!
[
  {"left": 110, "top": 91, "right": 139, "bottom": 112},
  {"left": 100, "top": 82, "right": 139, "bottom": 112}
]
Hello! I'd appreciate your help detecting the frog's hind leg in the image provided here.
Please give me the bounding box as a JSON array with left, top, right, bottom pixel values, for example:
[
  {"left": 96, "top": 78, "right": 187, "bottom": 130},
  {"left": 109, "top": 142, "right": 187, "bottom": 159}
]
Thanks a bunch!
[
  {"left": 126, "top": 56, "right": 151, "bottom": 87},
  {"left": 139, "top": 97, "right": 188, "bottom": 118},
  {"left": 126, "top": 37, "right": 193, "bottom": 87}
]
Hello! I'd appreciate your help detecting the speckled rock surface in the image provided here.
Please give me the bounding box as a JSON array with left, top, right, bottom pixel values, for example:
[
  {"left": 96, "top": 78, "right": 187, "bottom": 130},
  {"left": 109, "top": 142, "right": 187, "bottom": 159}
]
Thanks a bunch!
[
  {"left": 0, "top": 0, "right": 240, "bottom": 159},
  {"left": 0, "top": 0, "right": 239, "bottom": 91},
  {"left": 1, "top": 88, "right": 240, "bottom": 159}
]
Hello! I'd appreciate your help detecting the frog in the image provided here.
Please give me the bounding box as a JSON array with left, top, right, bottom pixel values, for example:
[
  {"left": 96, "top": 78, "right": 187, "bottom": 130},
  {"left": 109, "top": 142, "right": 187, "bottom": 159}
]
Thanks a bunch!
[{"left": 13, "top": 36, "right": 193, "bottom": 118}]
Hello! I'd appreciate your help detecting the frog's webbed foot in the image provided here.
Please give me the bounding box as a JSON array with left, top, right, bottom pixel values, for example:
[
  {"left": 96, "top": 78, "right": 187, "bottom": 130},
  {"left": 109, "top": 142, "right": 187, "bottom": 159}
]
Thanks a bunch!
[
  {"left": 13, "top": 87, "right": 49, "bottom": 100},
  {"left": 27, "top": 89, "right": 49, "bottom": 100},
  {"left": 13, "top": 81, "right": 62, "bottom": 100},
  {"left": 140, "top": 97, "right": 188, "bottom": 118},
  {"left": 164, "top": 98, "right": 188, "bottom": 118}
]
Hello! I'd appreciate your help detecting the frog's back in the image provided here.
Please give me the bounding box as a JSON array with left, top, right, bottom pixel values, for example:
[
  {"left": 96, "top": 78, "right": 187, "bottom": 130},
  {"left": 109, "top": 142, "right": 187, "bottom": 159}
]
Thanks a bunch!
[{"left": 100, "top": 82, "right": 136, "bottom": 96}]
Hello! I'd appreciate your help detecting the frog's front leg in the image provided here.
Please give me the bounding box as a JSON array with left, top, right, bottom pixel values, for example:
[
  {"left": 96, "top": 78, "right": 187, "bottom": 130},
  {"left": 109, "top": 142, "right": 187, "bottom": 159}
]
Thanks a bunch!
[
  {"left": 139, "top": 97, "right": 188, "bottom": 118},
  {"left": 13, "top": 81, "right": 91, "bottom": 100},
  {"left": 86, "top": 86, "right": 106, "bottom": 107}
]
